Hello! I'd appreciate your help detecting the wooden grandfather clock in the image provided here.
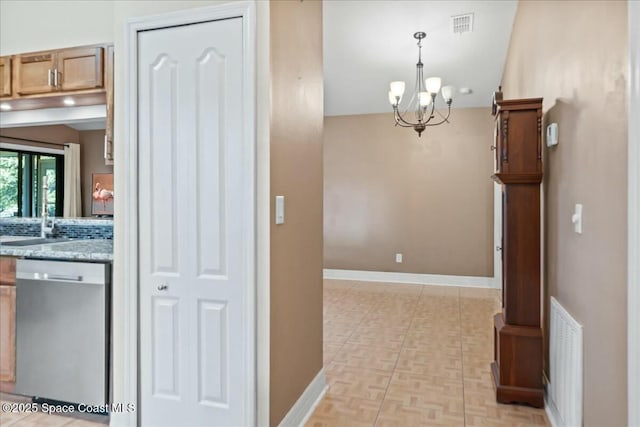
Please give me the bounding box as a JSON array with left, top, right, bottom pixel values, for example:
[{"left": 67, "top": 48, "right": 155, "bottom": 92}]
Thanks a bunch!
[{"left": 490, "top": 93, "right": 544, "bottom": 408}]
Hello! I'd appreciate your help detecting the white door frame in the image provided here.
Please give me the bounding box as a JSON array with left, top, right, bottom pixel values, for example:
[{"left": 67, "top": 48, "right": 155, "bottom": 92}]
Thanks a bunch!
[
  {"left": 628, "top": 1, "right": 639, "bottom": 425},
  {"left": 121, "top": 3, "right": 257, "bottom": 426}
]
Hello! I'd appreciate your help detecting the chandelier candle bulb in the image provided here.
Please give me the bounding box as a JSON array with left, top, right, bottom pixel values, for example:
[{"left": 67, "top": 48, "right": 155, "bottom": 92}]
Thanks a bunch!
[
  {"left": 388, "top": 91, "right": 398, "bottom": 106},
  {"left": 388, "top": 31, "right": 453, "bottom": 137},
  {"left": 425, "top": 77, "right": 442, "bottom": 94},
  {"left": 418, "top": 91, "right": 431, "bottom": 107},
  {"left": 390, "top": 81, "right": 406, "bottom": 98},
  {"left": 442, "top": 85, "right": 454, "bottom": 102}
]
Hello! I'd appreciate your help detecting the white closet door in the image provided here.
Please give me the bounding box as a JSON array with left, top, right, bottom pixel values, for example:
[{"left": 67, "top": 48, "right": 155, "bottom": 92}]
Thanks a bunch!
[{"left": 138, "top": 17, "right": 250, "bottom": 426}]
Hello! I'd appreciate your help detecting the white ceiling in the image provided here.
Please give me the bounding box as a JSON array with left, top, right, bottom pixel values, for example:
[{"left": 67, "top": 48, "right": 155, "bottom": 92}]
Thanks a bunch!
[{"left": 323, "top": 1, "right": 518, "bottom": 116}]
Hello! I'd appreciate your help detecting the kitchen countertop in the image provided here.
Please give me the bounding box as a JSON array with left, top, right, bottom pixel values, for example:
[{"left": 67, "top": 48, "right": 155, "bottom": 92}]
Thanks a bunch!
[{"left": 0, "top": 238, "right": 113, "bottom": 261}]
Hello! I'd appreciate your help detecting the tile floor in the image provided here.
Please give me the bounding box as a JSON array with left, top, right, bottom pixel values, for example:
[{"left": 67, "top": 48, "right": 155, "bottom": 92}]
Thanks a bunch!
[
  {"left": 306, "top": 279, "right": 550, "bottom": 427},
  {"left": 0, "top": 394, "right": 108, "bottom": 426},
  {"left": 0, "top": 279, "right": 550, "bottom": 427}
]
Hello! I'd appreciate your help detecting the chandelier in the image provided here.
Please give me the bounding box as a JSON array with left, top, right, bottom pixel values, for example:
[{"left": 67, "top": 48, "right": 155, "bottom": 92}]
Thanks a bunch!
[{"left": 388, "top": 32, "right": 453, "bottom": 137}]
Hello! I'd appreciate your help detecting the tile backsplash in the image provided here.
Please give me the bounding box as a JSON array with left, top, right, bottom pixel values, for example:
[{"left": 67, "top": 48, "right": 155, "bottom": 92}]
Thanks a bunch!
[{"left": 0, "top": 218, "right": 113, "bottom": 240}]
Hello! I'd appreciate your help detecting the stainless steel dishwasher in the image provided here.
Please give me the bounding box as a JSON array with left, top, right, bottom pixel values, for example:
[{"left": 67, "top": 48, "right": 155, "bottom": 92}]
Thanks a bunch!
[{"left": 15, "top": 259, "right": 110, "bottom": 406}]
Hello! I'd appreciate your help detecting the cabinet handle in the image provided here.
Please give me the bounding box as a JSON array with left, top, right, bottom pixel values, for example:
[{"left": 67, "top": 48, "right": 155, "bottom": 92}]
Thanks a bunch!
[
  {"left": 157, "top": 284, "right": 168, "bottom": 291},
  {"left": 496, "top": 246, "right": 502, "bottom": 251},
  {"left": 54, "top": 69, "right": 59, "bottom": 87},
  {"left": 490, "top": 145, "right": 497, "bottom": 151},
  {"left": 47, "top": 69, "right": 53, "bottom": 86}
]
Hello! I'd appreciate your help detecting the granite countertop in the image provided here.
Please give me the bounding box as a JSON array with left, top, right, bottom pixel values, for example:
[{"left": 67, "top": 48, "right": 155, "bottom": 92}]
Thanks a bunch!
[{"left": 0, "top": 238, "right": 113, "bottom": 261}]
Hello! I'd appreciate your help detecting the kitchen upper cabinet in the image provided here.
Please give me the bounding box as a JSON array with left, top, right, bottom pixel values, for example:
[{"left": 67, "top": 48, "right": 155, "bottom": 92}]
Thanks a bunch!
[
  {"left": 14, "top": 52, "right": 56, "bottom": 95},
  {"left": 57, "top": 46, "right": 104, "bottom": 91},
  {"left": 0, "top": 56, "right": 11, "bottom": 98},
  {"left": 13, "top": 45, "right": 104, "bottom": 97}
]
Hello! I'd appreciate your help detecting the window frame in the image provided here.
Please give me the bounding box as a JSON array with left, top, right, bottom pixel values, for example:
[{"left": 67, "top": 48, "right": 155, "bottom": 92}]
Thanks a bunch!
[{"left": 0, "top": 144, "right": 65, "bottom": 217}]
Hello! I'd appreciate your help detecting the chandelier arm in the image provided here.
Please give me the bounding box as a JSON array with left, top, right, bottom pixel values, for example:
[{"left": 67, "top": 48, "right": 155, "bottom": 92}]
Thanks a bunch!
[
  {"left": 394, "top": 110, "right": 418, "bottom": 127},
  {"left": 434, "top": 106, "right": 452, "bottom": 123},
  {"left": 423, "top": 100, "right": 437, "bottom": 124},
  {"left": 396, "top": 112, "right": 421, "bottom": 127},
  {"left": 425, "top": 106, "right": 452, "bottom": 126}
]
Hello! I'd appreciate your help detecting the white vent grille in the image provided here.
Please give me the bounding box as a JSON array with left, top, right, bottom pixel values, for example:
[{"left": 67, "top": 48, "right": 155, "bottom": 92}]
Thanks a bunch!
[
  {"left": 549, "top": 297, "right": 583, "bottom": 427},
  {"left": 451, "top": 13, "right": 474, "bottom": 34}
]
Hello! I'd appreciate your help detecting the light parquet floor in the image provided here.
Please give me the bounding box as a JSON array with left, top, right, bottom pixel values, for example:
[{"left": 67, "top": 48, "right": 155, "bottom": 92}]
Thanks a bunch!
[{"left": 306, "top": 279, "right": 550, "bottom": 427}]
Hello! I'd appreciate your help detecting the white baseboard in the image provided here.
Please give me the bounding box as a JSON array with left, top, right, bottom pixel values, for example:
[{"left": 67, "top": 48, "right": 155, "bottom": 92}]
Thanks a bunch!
[
  {"left": 109, "top": 412, "right": 135, "bottom": 427},
  {"left": 544, "top": 390, "right": 561, "bottom": 427},
  {"left": 278, "top": 368, "right": 327, "bottom": 427},
  {"left": 323, "top": 269, "right": 497, "bottom": 289}
]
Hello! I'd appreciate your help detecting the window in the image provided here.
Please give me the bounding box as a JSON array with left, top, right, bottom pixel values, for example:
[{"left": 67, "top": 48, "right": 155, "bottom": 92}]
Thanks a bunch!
[{"left": 0, "top": 149, "right": 64, "bottom": 217}]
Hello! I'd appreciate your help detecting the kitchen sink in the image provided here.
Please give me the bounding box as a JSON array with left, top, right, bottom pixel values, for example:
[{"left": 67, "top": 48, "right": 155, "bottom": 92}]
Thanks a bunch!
[{"left": 1, "top": 238, "right": 71, "bottom": 247}]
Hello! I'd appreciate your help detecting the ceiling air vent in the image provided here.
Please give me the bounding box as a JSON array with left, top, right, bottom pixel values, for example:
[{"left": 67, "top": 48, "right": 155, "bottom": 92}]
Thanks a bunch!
[{"left": 451, "top": 13, "right": 474, "bottom": 34}]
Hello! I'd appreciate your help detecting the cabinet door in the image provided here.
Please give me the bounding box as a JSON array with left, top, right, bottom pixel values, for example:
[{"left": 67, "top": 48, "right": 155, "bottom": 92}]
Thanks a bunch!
[
  {"left": 0, "top": 56, "right": 11, "bottom": 98},
  {"left": 57, "top": 46, "right": 104, "bottom": 91},
  {"left": 0, "top": 286, "right": 16, "bottom": 382},
  {"left": 14, "top": 52, "right": 56, "bottom": 95},
  {"left": 0, "top": 257, "right": 16, "bottom": 286}
]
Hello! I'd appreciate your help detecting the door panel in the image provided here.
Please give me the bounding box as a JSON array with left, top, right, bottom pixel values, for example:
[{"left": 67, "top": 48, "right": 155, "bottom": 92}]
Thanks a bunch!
[
  {"left": 152, "top": 297, "right": 180, "bottom": 398},
  {"left": 195, "top": 48, "right": 226, "bottom": 278},
  {"left": 57, "top": 46, "right": 104, "bottom": 91},
  {"left": 148, "top": 54, "right": 179, "bottom": 275},
  {"left": 0, "top": 56, "right": 11, "bottom": 98},
  {"left": 15, "top": 53, "right": 55, "bottom": 95},
  {"left": 198, "top": 300, "right": 228, "bottom": 406},
  {"left": 0, "top": 286, "right": 16, "bottom": 382},
  {"left": 138, "top": 17, "right": 247, "bottom": 427}
]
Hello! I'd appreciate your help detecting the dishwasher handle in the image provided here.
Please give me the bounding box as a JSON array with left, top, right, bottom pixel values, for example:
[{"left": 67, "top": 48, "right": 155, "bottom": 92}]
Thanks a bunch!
[
  {"left": 16, "top": 259, "right": 108, "bottom": 286},
  {"left": 44, "top": 274, "right": 83, "bottom": 282}
]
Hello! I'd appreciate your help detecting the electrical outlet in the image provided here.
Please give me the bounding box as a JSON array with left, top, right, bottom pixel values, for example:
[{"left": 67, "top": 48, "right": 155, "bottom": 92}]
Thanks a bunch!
[{"left": 395, "top": 253, "right": 403, "bottom": 263}]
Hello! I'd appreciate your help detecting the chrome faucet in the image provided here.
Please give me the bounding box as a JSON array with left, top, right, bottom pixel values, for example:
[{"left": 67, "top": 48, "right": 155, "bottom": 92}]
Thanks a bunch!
[{"left": 41, "top": 176, "right": 55, "bottom": 238}]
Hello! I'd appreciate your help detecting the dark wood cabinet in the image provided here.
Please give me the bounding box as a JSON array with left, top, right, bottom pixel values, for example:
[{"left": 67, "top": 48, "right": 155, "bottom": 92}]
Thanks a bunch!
[{"left": 491, "top": 97, "right": 544, "bottom": 408}]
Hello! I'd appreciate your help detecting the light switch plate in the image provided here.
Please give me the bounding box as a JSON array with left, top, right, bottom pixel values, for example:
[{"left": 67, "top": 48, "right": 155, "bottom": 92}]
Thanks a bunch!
[
  {"left": 546, "top": 123, "right": 559, "bottom": 147},
  {"left": 395, "top": 253, "right": 403, "bottom": 263},
  {"left": 275, "top": 196, "right": 285, "bottom": 225},
  {"left": 572, "top": 203, "right": 583, "bottom": 234}
]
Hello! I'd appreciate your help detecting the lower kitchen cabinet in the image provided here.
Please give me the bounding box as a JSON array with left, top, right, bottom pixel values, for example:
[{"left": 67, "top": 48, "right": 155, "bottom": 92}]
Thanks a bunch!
[
  {"left": 0, "top": 257, "right": 16, "bottom": 383},
  {"left": 0, "top": 286, "right": 16, "bottom": 382}
]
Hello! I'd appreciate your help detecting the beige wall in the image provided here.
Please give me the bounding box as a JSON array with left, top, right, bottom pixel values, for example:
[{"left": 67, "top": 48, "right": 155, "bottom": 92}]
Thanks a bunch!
[
  {"left": 0, "top": 124, "right": 78, "bottom": 146},
  {"left": 502, "top": 1, "right": 628, "bottom": 425},
  {"left": 269, "top": 1, "right": 324, "bottom": 425},
  {"left": 324, "top": 108, "right": 494, "bottom": 277},
  {"left": 79, "top": 130, "right": 112, "bottom": 217}
]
